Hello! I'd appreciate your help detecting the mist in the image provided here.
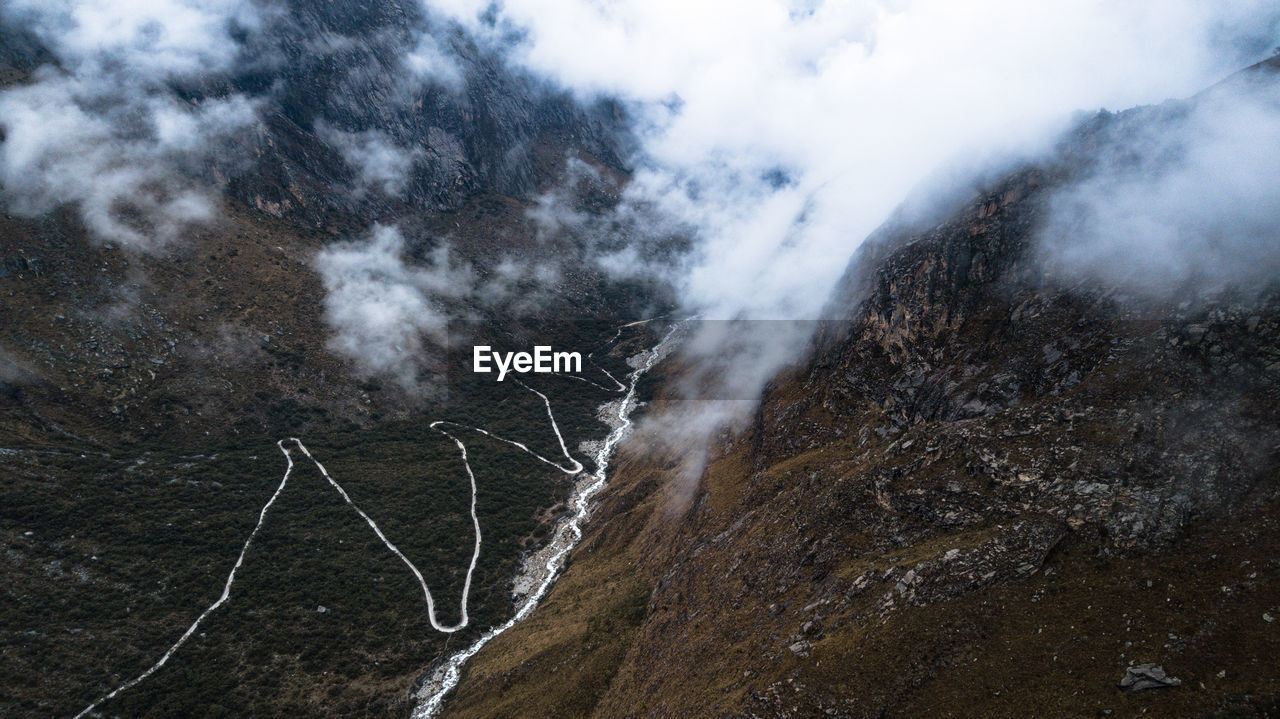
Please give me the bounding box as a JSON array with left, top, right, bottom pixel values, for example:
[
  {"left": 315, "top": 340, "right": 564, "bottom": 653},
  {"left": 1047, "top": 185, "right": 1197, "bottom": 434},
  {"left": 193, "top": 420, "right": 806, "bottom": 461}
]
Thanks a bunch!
[
  {"left": 0, "top": 0, "right": 474, "bottom": 249},
  {"left": 0, "top": 0, "right": 264, "bottom": 248},
  {"left": 1038, "top": 72, "right": 1280, "bottom": 299},
  {"left": 316, "top": 121, "right": 424, "bottom": 198},
  {"left": 314, "top": 224, "right": 474, "bottom": 391},
  {"left": 2, "top": 0, "right": 1278, "bottom": 410},
  {"left": 430, "top": 0, "right": 1280, "bottom": 424},
  {"left": 441, "top": 0, "right": 1276, "bottom": 314},
  {"left": 0, "top": 346, "right": 36, "bottom": 386}
]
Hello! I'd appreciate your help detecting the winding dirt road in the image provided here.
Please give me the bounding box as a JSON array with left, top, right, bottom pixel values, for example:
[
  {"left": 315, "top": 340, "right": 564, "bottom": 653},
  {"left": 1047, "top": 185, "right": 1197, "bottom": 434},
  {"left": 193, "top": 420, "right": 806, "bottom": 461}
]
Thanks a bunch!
[{"left": 72, "top": 324, "right": 675, "bottom": 719}]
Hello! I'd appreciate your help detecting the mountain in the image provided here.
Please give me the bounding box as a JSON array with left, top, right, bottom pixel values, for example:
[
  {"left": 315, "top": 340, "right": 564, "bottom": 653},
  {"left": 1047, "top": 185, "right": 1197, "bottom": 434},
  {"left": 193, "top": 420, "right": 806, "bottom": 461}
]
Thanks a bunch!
[
  {"left": 0, "top": 0, "right": 645, "bottom": 448},
  {"left": 215, "top": 0, "right": 631, "bottom": 231},
  {"left": 0, "top": 4, "right": 660, "bottom": 717},
  {"left": 434, "top": 59, "right": 1280, "bottom": 719},
  {"left": 3, "top": 3, "right": 1279, "bottom": 718}
]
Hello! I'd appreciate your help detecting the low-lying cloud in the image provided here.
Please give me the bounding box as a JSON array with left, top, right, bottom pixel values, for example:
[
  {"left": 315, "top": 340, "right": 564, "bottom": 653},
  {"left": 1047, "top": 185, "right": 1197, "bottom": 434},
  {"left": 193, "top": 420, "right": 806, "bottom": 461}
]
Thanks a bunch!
[
  {"left": 0, "top": 346, "right": 36, "bottom": 386},
  {"left": 0, "top": 0, "right": 474, "bottom": 248},
  {"left": 404, "top": 30, "right": 464, "bottom": 91},
  {"left": 4, "top": 0, "right": 1278, "bottom": 411},
  {"left": 1038, "top": 76, "right": 1280, "bottom": 299},
  {"left": 315, "top": 224, "right": 474, "bottom": 390},
  {"left": 0, "top": 76, "right": 258, "bottom": 248},
  {"left": 441, "top": 0, "right": 1279, "bottom": 320},
  {"left": 425, "top": 0, "right": 1280, "bottom": 468},
  {"left": 0, "top": 0, "right": 264, "bottom": 248},
  {"left": 316, "top": 121, "right": 424, "bottom": 197}
]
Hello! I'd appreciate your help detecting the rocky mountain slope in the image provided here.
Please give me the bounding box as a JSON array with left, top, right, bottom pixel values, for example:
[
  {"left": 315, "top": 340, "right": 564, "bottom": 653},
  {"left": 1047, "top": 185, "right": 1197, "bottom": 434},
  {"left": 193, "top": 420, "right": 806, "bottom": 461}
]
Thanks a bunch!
[
  {"left": 4, "top": 4, "right": 1278, "bottom": 716},
  {"left": 216, "top": 0, "right": 630, "bottom": 231},
  {"left": 437, "top": 60, "right": 1280, "bottom": 719},
  {"left": 0, "top": 0, "right": 643, "bottom": 448},
  {"left": 0, "top": 4, "right": 659, "bottom": 716}
]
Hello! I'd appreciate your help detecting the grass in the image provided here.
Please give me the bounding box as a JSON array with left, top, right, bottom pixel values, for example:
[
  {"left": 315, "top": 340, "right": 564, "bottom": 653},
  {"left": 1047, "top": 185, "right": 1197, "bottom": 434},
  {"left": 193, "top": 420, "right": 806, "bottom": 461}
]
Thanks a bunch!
[{"left": 0, "top": 196, "right": 670, "bottom": 716}]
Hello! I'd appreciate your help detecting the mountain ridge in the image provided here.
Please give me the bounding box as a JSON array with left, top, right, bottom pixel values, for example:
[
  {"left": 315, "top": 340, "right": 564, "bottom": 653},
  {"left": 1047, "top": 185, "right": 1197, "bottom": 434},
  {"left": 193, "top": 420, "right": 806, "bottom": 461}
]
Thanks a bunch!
[{"left": 435, "top": 59, "right": 1280, "bottom": 719}]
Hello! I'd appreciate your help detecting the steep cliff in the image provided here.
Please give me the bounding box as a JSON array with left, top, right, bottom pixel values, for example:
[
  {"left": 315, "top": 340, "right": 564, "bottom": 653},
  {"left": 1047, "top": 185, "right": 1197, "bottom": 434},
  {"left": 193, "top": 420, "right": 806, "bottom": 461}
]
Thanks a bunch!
[{"left": 218, "top": 0, "right": 630, "bottom": 231}]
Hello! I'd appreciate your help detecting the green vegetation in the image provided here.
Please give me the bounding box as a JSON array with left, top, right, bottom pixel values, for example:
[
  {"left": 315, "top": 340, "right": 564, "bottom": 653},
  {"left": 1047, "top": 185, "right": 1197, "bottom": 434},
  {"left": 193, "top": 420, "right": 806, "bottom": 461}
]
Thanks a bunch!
[{"left": 0, "top": 321, "right": 662, "bottom": 717}]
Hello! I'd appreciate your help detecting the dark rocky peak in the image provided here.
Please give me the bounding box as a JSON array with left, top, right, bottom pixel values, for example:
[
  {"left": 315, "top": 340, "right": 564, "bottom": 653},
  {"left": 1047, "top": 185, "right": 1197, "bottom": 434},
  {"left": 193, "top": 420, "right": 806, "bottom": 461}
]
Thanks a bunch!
[
  {"left": 826, "top": 54, "right": 1280, "bottom": 325},
  {"left": 0, "top": 0, "right": 633, "bottom": 235},
  {"left": 811, "top": 53, "right": 1280, "bottom": 380},
  {"left": 221, "top": 0, "right": 632, "bottom": 231}
]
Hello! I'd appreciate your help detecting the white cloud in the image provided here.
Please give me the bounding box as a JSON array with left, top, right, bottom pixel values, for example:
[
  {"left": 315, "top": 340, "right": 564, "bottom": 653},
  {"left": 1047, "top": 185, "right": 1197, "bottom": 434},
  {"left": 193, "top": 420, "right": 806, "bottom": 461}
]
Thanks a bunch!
[
  {"left": 0, "top": 0, "right": 263, "bottom": 248},
  {"left": 434, "top": 0, "right": 1279, "bottom": 321},
  {"left": 1039, "top": 79, "right": 1280, "bottom": 297},
  {"left": 427, "top": 0, "right": 1280, "bottom": 431},
  {"left": 404, "top": 30, "right": 464, "bottom": 90},
  {"left": 4, "top": 0, "right": 259, "bottom": 79},
  {"left": 315, "top": 225, "right": 475, "bottom": 389},
  {"left": 316, "top": 121, "right": 423, "bottom": 197},
  {"left": 0, "top": 75, "right": 257, "bottom": 248}
]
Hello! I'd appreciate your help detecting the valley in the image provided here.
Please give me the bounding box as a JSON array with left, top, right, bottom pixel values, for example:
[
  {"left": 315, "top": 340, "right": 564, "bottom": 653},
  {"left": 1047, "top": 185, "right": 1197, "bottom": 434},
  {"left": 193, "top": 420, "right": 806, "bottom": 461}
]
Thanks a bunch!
[{"left": 2, "top": 2, "right": 1279, "bottom": 718}]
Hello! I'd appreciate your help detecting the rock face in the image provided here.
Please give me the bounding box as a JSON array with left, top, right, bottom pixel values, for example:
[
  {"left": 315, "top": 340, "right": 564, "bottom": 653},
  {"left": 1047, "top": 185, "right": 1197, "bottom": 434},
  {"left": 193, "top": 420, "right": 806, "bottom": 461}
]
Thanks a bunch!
[
  {"left": 0, "top": 0, "right": 631, "bottom": 233},
  {"left": 203, "top": 1, "right": 629, "bottom": 231},
  {"left": 220, "top": 1, "right": 630, "bottom": 230},
  {"left": 1120, "top": 663, "right": 1182, "bottom": 692},
  {"left": 0, "top": 0, "right": 642, "bottom": 446},
  {"left": 437, "top": 61, "right": 1280, "bottom": 719}
]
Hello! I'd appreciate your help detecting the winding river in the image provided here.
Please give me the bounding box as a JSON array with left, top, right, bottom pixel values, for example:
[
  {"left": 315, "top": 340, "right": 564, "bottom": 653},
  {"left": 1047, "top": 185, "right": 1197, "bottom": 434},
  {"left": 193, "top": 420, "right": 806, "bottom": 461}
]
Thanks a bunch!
[{"left": 411, "top": 325, "right": 677, "bottom": 717}]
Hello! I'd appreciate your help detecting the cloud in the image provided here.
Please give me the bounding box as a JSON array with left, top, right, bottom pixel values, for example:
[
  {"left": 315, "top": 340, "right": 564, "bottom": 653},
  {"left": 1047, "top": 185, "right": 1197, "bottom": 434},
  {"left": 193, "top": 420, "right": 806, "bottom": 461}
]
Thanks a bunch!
[
  {"left": 404, "top": 29, "right": 464, "bottom": 90},
  {"left": 1037, "top": 76, "right": 1280, "bottom": 299},
  {"left": 0, "top": 0, "right": 263, "bottom": 248},
  {"left": 314, "top": 225, "right": 475, "bottom": 390},
  {"left": 431, "top": 0, "right": 1280, "bottom": 406},
  {"left": 5, "top": 0, "right": 1276, "bottom": 407},
  {"left": 0, "top": 75, "right": 258, "bottom": 248},
  {"left": 2, "top": 0, "right": 261, "bottom": 78},
  {"left": 409, "top": 0, "right": 1280, "bottom": 480},
  {"left": 0, "top": 346, "right": 37, "bottom": 386},
  {"left": 316, "top": 121, "right": 424, "bottom": 197},
  {"left": 0, "top": 1, "right": 475, "bottom": 249}
]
